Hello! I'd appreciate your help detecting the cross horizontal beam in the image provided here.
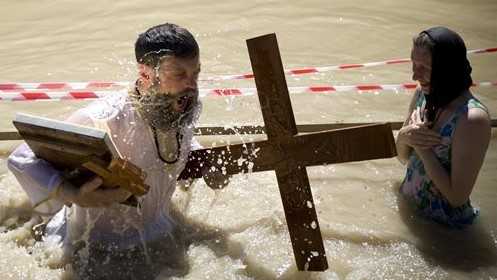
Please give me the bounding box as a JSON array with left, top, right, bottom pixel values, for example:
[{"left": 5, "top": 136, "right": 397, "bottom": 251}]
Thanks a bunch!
[{"left": 178, "top": 123, "right": 396, "bottom": 180}]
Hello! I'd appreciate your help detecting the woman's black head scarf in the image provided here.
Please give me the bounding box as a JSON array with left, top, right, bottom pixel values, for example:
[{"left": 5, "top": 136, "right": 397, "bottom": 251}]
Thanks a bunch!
[{"left": 420, "top": 26, "right": 473, "bottom": 124}]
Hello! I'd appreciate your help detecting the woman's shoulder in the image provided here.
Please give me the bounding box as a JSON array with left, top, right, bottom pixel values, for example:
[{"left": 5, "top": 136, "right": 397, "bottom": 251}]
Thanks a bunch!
[
  {"left": 465, "top": 106, "right": 491, "bottom": 127},
  {"left": 459, "top": 93, "right": 490, "bottom": 124},
  {"left": 467, "top": 96, "right": 489, "bottom": 113},
  {"left": 455, "top": 96, "right": 491, "bottom": 136}
]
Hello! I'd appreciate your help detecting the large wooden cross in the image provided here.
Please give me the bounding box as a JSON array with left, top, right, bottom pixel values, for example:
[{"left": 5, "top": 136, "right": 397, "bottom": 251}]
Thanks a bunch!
[{"left": 179, "top": 34, "right": 397, "bottom": 271}]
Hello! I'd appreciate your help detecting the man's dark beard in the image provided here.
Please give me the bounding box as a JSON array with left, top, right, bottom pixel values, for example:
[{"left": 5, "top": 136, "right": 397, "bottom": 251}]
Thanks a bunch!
[{"left": 132, "top": 87, "right": 199, "bottom": 130}]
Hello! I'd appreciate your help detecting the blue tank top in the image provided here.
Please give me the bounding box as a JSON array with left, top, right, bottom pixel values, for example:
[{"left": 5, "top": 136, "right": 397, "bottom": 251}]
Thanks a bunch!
[{"left": 400, "top": 91, "right": 488, "bottom": 228}]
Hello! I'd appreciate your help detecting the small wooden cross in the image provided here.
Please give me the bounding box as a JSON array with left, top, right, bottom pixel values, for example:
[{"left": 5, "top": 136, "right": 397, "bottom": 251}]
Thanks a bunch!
[{"left": 179, "top": 33, "right": 397, "bottom": 271}]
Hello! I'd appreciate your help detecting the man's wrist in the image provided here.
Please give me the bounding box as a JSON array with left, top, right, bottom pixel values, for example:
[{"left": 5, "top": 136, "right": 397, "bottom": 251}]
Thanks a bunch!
[
  {"left": 55, "top": 179, "right": 76, "bottom": 206},
  {"left": 31, "top": 179, "right": 70, "bottom": 209}
]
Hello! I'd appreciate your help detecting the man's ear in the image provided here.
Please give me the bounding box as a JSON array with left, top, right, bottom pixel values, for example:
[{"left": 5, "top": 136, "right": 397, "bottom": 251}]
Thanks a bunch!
[{"left": 138, "top": 64, "right": 154, "bottom": 89}]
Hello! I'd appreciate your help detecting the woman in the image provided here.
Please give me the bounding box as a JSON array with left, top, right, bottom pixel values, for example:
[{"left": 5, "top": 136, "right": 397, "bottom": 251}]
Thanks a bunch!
[{"left": 396, "top": 26, "right": 491, "bottom": 228}]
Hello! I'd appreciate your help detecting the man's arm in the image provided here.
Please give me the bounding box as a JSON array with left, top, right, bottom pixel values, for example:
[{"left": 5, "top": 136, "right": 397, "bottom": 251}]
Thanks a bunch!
[
  {"left": 181, "top": 136, "right": 231, "bottom": 190},
  {"left": 7, "top": 143, "right": 65, "bottom": 214}
]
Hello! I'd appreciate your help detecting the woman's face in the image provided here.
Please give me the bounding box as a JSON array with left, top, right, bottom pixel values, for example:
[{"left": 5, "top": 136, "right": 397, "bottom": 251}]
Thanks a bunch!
[{"left": 411, "top": 46, "right": 432, "bottom": 93}]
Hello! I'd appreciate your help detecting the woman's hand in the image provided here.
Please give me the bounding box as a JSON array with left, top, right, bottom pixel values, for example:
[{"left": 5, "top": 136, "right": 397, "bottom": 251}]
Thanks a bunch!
[{"left": 398, "top": 108, "right": 441, "bottom": 151}]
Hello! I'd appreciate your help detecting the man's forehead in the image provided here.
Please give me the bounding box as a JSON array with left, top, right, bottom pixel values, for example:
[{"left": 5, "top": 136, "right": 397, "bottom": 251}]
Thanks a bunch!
[{"left": 159, "top": 55, "right": 200, "bottom": 71}]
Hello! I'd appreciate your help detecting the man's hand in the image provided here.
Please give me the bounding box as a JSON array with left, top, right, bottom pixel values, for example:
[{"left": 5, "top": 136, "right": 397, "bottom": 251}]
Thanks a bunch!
[
  {"left": 203, "top": 167, "right": 231, "bottom": 190},
  {"left": 57, "top": 177, "right": 132, "bottom": 208},
  {"left": 398, "top": 108, "right": 441, "bottom": 151}
]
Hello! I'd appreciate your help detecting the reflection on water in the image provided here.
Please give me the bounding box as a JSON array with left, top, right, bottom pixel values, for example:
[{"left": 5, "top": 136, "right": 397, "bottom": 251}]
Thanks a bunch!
[
  {"left": 68, "top": 205, "right": 239, "bottom": 280},
  {"left": 1, "top": 158, "right": 496, "bottom": 279},
  {"left": 398, "top": 193, "right": 497, "bottom": 273}
]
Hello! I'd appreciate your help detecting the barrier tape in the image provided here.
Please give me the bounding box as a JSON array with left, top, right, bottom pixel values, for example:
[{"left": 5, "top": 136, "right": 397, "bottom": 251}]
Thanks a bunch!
[
  {"left": 203, "top": 59, "right": 411, "bottom": 81},
  {"left": 1, "top": 47, "right": 495, "bottom": 91},
  {"left": 205, "top": 47, "right": 497, "bottom": 81},
  {"left": 0, "top": 81, "right": 496, "bottom": 101},
  {"left": 0, "top": 82, "right": 129, "bottom": 92}
]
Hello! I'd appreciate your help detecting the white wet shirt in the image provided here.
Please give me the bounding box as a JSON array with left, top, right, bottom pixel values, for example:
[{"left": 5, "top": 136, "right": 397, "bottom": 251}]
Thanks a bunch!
[{"left": 8, "top": 91, "right": 201, "bottom": 250}]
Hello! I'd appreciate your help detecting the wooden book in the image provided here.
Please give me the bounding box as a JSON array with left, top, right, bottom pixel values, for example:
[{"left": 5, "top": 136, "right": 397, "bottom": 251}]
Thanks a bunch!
[{"left": 12, "top": 113, "right": 150, "bottom": 197}]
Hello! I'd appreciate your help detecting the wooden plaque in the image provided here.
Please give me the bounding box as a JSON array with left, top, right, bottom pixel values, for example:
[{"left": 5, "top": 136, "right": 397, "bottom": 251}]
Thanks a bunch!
[{"left": 12, "top": 113, "right": 149, "bottom": 197}]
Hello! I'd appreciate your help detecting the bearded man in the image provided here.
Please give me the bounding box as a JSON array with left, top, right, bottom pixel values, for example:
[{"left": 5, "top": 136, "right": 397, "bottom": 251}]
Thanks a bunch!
[{"left": 8, "top": 23, "right": 207, "bottom": 279}]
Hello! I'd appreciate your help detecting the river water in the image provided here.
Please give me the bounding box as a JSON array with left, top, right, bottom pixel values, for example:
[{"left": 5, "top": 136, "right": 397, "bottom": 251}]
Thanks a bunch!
[{"left": 1, "top": 0, "right": 496, "bottom": 279}]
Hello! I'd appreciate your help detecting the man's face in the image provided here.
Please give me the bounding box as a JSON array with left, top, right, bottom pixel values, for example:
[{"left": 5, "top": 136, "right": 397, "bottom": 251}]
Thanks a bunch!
[
  {"left": 136, "top": 55, "right": 201, "bottom": 130},
  {"left": 411, "top": 46, "right": 432, "bottom": 93},
  {"left": 151, "top": 55, "right": 201, "bottom": 112}
]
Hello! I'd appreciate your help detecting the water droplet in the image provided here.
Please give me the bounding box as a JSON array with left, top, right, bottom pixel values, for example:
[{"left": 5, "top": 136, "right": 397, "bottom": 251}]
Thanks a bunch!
[{"left": 307, "top": 201, "right": 313, "bottom": 208}]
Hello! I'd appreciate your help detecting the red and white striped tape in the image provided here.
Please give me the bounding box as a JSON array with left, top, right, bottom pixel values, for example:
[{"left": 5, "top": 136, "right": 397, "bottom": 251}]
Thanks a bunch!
[
  {"left": 0, "top": 81, "right": 129, "bottom": 91},
  {"left": 1, "top": 81, "right": 495, "bottom": 101},
  {"left": 1, "top": 47, "right": 495, "bottom": 91},
  {"left": 202, "top": 46, "right": 497, "bottom": 81}
]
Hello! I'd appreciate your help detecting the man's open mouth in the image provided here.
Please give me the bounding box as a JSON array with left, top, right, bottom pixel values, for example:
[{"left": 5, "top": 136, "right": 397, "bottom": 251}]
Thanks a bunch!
[{"left": 177, "top": 95, "right": 192, "bottom": 112}]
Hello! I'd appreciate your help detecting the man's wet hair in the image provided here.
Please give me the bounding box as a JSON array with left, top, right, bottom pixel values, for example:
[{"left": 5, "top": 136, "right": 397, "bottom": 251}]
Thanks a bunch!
[{"left": 135, "top": 23, "right": 199, "bottom": 67}]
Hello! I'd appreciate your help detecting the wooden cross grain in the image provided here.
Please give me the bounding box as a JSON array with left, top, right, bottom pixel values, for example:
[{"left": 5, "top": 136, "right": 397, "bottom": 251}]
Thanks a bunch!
[{"left": 179, "top": 33, "right": 397, "bottom": 271}]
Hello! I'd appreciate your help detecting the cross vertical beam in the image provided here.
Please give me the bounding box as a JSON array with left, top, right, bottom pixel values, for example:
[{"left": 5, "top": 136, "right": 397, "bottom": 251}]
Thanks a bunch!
[{"left": 247, "top": 33, "right": 328, "bottom": 271}]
